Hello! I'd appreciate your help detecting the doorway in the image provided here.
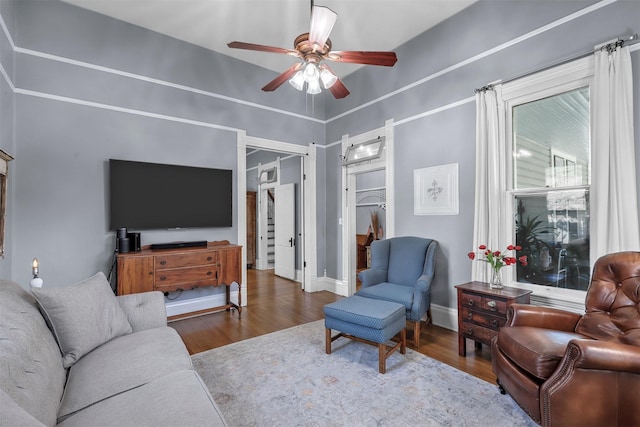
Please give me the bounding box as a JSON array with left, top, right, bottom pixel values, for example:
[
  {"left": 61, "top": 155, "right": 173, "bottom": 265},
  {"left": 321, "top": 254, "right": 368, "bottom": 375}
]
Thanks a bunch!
[
  {"left": 237, "top": 131, "right": 319, "bottom": 308},
  {"left": 341, "top": 120, "right": 395, "bottom": 296}
]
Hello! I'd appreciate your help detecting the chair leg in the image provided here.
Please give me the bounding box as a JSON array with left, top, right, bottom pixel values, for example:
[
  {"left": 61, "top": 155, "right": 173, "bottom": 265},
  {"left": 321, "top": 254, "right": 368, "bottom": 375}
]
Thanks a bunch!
[{"left": 414, "top": 321, "right": 420, "bottom": 347}]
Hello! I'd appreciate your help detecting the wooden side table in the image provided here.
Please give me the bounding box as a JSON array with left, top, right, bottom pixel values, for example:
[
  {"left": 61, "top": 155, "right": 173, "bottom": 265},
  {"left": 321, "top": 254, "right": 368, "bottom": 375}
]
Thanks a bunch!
[{"left": 455, "top": 281, "right": 532, "bottom": 357}]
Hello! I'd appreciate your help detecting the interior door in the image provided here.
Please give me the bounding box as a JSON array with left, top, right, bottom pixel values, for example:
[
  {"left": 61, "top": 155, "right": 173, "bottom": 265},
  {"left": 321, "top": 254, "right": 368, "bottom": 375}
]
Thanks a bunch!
[{"left": 274, "top": 183, "right": 296, "bottom": 280}]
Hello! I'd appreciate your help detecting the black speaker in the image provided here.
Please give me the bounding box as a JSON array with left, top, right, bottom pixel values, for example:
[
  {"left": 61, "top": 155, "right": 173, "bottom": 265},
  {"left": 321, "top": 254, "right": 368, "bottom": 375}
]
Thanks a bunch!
[
  {"left": 128, "top": 232, "right": 141, "bottom": 252},
  {"left": 118, "top": 237, "right": 130, "bottom": 253}
]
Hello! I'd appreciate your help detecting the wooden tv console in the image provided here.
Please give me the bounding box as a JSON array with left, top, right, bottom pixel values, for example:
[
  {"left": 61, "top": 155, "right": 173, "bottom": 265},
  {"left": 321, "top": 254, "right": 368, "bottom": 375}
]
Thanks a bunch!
[{"left": 116, "top": 240, "right": 242, "bottom": 319}]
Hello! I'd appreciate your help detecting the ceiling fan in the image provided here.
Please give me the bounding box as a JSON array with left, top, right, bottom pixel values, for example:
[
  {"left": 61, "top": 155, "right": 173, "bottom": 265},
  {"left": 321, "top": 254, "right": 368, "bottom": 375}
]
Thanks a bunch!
[{"left": 227, "top": 2, "right": 397, "bottom": 99}]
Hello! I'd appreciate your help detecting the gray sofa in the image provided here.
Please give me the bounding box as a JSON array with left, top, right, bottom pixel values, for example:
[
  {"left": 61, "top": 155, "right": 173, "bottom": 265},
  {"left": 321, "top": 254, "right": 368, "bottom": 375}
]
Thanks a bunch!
[{"left": 0, "top": 273, "right": 227, "bottom": 427}]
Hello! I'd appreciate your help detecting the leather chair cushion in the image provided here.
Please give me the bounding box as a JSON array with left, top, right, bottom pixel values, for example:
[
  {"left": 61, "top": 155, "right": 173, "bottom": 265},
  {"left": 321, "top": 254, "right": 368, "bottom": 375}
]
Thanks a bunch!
[{"left": 497, "top": 326, "right": 587, "bottom": 380}]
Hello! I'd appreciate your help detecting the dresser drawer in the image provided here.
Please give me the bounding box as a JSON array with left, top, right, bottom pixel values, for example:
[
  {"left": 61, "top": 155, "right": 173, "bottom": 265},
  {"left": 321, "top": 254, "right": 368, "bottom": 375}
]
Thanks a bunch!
[
  {"left": 461, "top": 307, "right": 505, "bottom": 330},
  {"left": 459, "top": 292, "right": 508, "bottom": 316},
  {"left": 155, "top": 265, "right": 218, "bottom": 288},
  {"left": 155, "top": 252, "right": 218, "bottom": 269},
  {"left": 460, "top": 320, "right": 497, "bottom": 346}
]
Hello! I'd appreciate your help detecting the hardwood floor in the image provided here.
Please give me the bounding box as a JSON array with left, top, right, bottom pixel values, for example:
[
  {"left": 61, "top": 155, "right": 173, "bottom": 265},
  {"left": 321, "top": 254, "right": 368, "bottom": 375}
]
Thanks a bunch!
[{"left": 170, "top": 269, "right": 496, "bottom": 384}]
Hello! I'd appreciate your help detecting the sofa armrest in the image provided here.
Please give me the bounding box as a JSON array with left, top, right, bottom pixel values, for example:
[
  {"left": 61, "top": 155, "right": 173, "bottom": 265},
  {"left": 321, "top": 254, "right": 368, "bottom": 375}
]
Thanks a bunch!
[
  {"left": 507, "top": 303, "right": 582, "bottom": 331},
  {"left": 117, "top": 291, "right": 167, "bottom": 332}
]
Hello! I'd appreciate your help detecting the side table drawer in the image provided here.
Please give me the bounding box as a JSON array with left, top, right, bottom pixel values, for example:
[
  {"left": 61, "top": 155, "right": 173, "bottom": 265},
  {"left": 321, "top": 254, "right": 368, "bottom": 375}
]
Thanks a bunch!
[
  {"left": 155, "top": 252, "right": 218, "bottom": 269},
  {"left": 461, "top": 307, "right": 505, "bottom": 330},
  {"left": 460, "top": 293, "right": 508, "bottom": 315},
  {"left": 461, "top": 320, "right": 497, "bottom": 346}
]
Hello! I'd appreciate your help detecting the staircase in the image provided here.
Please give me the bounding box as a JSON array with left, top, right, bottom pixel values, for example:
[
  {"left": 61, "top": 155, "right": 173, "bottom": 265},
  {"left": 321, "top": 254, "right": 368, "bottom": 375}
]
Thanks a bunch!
[{"left": 266, "top": 190, "right": 275, "bottom": 269}]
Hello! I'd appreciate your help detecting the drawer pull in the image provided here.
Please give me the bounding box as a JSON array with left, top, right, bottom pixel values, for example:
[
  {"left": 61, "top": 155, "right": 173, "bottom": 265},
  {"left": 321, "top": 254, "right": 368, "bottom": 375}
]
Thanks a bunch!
[
  {"left": 467, "top": 312, "right": 473, "bottom": 320},
  {"left": 160, "top": 275, "right": 166, "bottom": 281},
  {"left": 492, "top": 319, "right": 499, "bottom": 327},
  {"left": 467, "top": 299, "right": 475, "bottom": 306},
  {"left": 487, "top": 300, "right": 498, "bottom": 311},
  {"left": 160, "top": 260, "right": 166, "bottom": 266},
  {"left": 467, "top": 328, "right": 474, "bottom": 335},
  {"left": 207, "top": 256, "right": 213, "bottom": 261},
  {"left": 207, "top": 271, "right": 212, "bottom": 276}
]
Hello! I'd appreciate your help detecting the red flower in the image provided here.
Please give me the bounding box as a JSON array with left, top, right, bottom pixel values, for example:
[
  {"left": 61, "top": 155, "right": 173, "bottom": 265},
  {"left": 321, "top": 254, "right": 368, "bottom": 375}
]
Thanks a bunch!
[
  {"left": 515, "top": 245, "right": 522, "bottom": 251},
  {"left": 479, "top": 245, "right": 487, "bottom": 250},
  {"left": 519, "top": 255, "right": 528, "bottom": 266},
  {"left": 493, "top": 251, "right": 501, "bottom": 257},
  {"left": 467, "top": 252, "right": 476, "bottom": 260},
  {"left": 507, "top": 245, "right": 515, "bottom": 250}
]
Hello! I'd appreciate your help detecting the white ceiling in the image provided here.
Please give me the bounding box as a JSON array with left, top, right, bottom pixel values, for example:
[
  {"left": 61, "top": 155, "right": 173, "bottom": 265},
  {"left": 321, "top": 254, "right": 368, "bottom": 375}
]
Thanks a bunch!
[{"left": 60, "top": 0, "right": 477, "bottom": 77}]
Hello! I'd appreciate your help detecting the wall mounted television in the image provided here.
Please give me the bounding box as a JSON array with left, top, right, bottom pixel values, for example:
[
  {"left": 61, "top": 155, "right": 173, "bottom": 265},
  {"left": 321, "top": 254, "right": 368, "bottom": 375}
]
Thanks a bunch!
[{"left": 109, "top": 159, "right": 233, "bottom": 230}]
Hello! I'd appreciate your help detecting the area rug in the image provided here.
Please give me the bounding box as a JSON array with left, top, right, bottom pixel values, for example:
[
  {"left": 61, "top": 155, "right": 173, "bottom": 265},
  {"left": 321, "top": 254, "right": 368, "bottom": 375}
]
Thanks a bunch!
[{"left": 192, "top": 320, "right": 536, "bottom": 427}]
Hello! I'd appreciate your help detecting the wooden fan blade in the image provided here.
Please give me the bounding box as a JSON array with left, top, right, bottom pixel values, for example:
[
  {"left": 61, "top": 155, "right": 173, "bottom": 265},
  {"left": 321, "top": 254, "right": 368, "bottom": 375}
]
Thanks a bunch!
[
  {"left": 309, "top": 6, "right": 337, "bottom": 48},
  {"left": 328, "top": 51, "right": 398, "bottom": 67},
  {"left": 261, "top": 63, "right": 303, "bottom": 92},
  {"left": 228, "top": 41, "right": 300, "bottom": 58},
  {"left": 329, "top": 78, "right": 350, "bottom": 99}
]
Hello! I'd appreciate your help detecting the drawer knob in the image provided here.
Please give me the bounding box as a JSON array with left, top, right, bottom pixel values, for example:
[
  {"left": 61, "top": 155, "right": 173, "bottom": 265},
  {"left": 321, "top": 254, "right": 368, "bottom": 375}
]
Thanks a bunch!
[
  {"left": 467, "top": 328, "right": 474, "bottom": 335},
  {"left": 207, "top": 256, "right": 213, "bottom": 261},
  {"left": 467, "top": 312, "right": 473, "bottom": 320},
  {"left": 492, "top": 319, "right": 499, "bottom": 327},
  {"left": 160, "top": 275, "right": 166, "bottom": 281},
  {"left": 160, "top": 260, "right": 166, "bottom": 266},
  {"left": 487, "top": 300, "right": 498, "bottom": 311},
  {"left": 207, "top": 271, "right": 212, "bottom": 276},
  {"left": 467, "top": 299, "right": 475, "bottom": 306}
]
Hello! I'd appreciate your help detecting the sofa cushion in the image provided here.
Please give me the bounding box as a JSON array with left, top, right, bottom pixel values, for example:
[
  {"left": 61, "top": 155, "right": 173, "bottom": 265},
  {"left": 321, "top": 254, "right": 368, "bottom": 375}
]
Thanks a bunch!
[
  {"left": 0, "top": 389, "right": 47, "bottom": 427},
  {"left": 31, "top": 272, "right": 132, "bottom": 368},
  {"left": 58, "top": 370, "right": 227, "bottom": 427},
  {"left": 0, "top": 280, "right": 67, "bottom": 427},
  {"left": 497, "top": 326, "right": 586, "bottom": 380},
  {"left": 58, "top": 326, "right": 193, "bottom": 420}
]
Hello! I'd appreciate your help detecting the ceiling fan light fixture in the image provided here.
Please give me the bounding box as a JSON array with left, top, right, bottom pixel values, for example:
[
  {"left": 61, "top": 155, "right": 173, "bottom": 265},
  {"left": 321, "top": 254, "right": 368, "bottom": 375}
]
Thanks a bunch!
[
  {"left": 306, "top": 78, "right": 322, "bottom": 95},
  {"left": 319, "top": 66, "right": 337, "bottom": 89},
  {"left": 289, "top": 70, "right": 305, "bottom": 91},
  {"left": 308, "top": 6, "right": 337, "bottom": 49},
  {"left": 303, "top": 62, "right": 319, "bottom": 83}
]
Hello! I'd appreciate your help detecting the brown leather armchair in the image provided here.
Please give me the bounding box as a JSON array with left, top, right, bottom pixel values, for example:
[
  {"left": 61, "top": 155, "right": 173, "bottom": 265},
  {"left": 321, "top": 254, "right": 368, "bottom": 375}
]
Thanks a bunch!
[{"left": 491, "top": 251, "right": 640, "bottom": 426}]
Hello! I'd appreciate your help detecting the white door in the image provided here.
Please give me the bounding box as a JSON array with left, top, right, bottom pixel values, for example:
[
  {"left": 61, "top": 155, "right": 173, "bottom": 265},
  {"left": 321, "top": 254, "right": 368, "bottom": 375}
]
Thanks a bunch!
[{"left": 274, "top": 183, "right": 296, "bottom": 280}]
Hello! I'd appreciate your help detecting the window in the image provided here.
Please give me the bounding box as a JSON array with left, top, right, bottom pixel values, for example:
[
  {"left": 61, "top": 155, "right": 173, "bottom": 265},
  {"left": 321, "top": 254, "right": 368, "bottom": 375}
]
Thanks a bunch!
[{"left": 502, "top": 58, "right": 594, "bottom": 291}]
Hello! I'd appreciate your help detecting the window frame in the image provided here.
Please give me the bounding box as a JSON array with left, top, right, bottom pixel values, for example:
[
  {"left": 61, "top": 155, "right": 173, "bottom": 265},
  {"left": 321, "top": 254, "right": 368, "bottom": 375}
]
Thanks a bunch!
[{"left": 499, "top": 56, "right": 594, "bottom": 307}]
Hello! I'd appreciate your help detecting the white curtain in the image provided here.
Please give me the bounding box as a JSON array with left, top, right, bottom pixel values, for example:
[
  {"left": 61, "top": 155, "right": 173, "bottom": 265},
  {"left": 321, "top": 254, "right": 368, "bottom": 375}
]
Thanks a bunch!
[
  {"left": 472, "top": 88, "right": 504, "bottom": 282},
  {"left": 592, "top": 44, "right": 640, "bottom": 263}
]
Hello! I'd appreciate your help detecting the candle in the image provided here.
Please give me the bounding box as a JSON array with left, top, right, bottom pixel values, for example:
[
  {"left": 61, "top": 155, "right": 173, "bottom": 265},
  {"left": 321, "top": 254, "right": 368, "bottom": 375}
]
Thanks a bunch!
[{"left": 32, "top": 258, "right": 39, "bottom": 277}]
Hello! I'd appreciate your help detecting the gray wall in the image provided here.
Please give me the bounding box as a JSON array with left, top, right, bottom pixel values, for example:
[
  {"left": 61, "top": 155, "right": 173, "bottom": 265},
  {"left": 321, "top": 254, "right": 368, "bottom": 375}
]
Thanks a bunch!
[
  {"left": 0, "top": 0, "right": 324, "bottom": 290},
  {"left": 323, "top": 0, "right": 640, "bottom": 309}
]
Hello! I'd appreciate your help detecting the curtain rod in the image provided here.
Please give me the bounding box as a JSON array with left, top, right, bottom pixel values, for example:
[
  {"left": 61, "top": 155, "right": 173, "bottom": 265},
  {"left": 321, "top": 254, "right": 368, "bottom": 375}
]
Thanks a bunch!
[{"left": 475, "top": 33, "right": 639, "bottom": 92}]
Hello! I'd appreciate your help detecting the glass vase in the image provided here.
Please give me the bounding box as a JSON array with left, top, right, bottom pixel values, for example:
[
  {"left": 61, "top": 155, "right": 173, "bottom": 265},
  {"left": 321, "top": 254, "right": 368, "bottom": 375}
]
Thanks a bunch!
[{"left": 490, "top": 268, "right": 504, "bottom": 289}]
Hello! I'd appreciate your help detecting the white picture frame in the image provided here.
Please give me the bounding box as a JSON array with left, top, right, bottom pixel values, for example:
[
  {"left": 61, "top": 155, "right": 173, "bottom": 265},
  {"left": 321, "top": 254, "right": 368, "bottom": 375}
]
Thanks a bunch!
[{"left": 414, "top": 163, "right": 459, "bottom": 215}]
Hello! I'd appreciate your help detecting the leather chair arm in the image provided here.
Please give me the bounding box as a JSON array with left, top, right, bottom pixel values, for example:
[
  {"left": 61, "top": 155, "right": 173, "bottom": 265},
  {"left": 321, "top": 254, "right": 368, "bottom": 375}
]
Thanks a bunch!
[
  {"left": 560, "top": 339, "right": 640, "bottom": 372},
  {"left": 507, "top": 303, "right": 582, "bottom": 331},
  {"left": 357, "top": 268, "right": 387, "bottom": 288},
  {"left": 541, "top": 339, "right": 640, "bottom": 426}
]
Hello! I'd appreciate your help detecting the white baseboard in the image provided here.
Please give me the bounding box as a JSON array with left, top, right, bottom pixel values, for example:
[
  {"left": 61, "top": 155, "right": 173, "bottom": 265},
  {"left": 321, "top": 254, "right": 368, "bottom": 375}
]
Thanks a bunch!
[
  {"left": 316, "top": 276, "right": 348, "bottom": 296},
  {"left": 165, "top": 292, "right": 239, "bottom": 318},
  {"left": 431, "top": 303, "right": 457, "bottom": 331}
]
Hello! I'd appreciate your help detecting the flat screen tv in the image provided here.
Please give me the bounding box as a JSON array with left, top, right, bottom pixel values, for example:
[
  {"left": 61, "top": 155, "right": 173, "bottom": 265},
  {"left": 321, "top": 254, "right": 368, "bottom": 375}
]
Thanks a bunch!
[{"left": 109, "top": 159, "right": 232, "bottom": 230}]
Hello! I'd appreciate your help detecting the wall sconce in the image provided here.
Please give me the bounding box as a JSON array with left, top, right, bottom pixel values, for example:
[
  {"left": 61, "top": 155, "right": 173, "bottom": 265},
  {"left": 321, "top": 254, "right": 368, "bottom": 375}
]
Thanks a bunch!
[
  {"left": 342, "top": 136, "right": 385, "bottom": 166},
  {"left": 30, "top": 257, "right": 43, "bottom": 288}
]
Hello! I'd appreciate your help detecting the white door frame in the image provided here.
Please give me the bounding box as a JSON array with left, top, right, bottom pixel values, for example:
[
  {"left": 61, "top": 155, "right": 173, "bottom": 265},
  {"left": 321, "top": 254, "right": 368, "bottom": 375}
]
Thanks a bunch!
[
  {"left": 341, "top": 120, "right": 395, "bottom": 296},
  {"left": 237, "top": 131, "right": 318, "bottom": 303}
]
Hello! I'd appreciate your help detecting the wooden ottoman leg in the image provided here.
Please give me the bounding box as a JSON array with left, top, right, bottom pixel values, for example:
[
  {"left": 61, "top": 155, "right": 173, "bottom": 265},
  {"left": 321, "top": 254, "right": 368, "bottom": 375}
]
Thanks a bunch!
[
  {"left": 325, "top": 328, "right": 332, "bottom": 354},
  {"left": 400, "top": 327, "right": 406, "bottom": 354},
  {"left": 378, "top": 343, "right": 386, "bottom": 374}
]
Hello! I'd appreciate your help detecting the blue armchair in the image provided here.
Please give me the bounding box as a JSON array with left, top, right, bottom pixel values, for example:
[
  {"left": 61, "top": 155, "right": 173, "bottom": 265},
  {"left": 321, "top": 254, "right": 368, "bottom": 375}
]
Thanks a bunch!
[{"left": 356, "top": 236, "right": 437, "bottom": 347}]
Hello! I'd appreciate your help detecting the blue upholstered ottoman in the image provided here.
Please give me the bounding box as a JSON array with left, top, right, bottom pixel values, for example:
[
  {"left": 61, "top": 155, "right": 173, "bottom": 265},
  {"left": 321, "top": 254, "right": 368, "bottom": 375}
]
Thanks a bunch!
[{"left": 324, "top": 295, "right": 406, "bottom": 373}]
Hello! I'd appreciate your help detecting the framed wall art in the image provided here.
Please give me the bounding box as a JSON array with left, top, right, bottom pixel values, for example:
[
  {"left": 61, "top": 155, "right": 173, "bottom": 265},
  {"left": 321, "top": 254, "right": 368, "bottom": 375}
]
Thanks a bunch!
[{"left": 414, "top": 163, "right": 459, "bottom": 215}]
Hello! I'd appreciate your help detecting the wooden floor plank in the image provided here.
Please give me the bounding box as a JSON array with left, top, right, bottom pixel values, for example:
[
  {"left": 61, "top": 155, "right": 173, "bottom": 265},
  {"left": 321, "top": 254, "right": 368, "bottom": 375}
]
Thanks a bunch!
[{"left": 170, "top": 269, "right": 495, "bottom": 383}]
